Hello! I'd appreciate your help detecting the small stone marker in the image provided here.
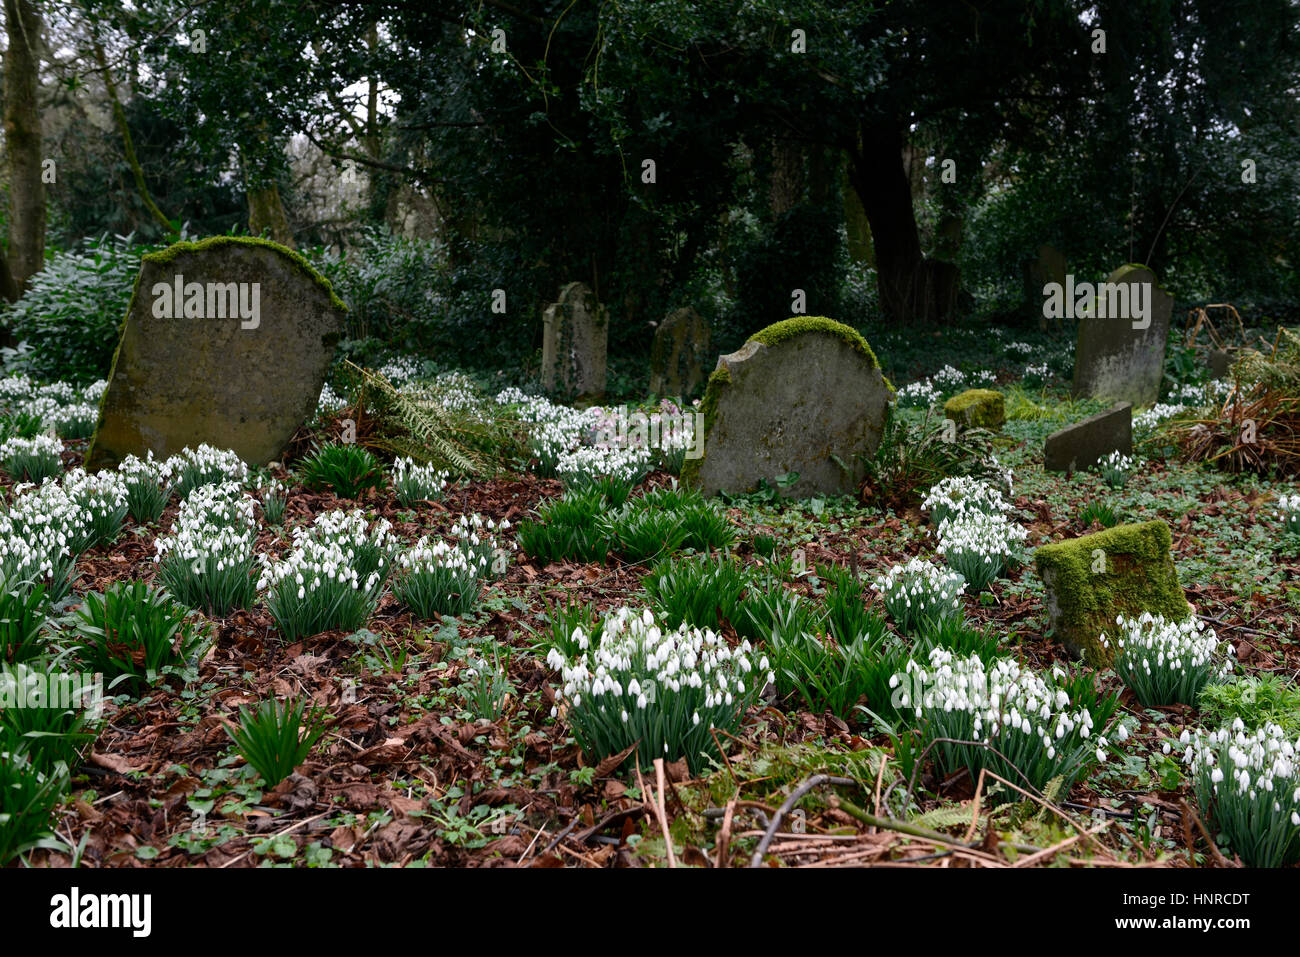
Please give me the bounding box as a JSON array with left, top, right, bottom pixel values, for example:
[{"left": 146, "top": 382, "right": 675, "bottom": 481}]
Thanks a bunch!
[
  {"left": 649, "top": 306, "right": 711, "bottom": 399},
  {"left": 1043, "top": 402, "right": 1132, "bottom": 473},
  {"left": 86, "top": 236, "right": 345, "bottom": 471},
  {"left": 1071, "top": 263, "right": 1173, "bottom": 407},
  {"left": 681, "top": 316, "right": 892, "bottom": 498},
  {"left": 1034, "top": 519, "right": 1192, "bottom": 665},
  {"left": 541, "top": 281, "right": 608, "bottom": 400},
  {"left": 943, "top": 388, "right": 1004, "bottom": 430}
]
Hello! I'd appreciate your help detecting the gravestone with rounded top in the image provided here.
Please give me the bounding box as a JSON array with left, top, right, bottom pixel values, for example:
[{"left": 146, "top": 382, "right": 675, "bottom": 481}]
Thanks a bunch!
[
  {"left": 682, "top": 316, "right": 892, "bottom": 498},
  {"left": 649, "top": 306, "right": 711, "bottom": 398},
  {"left": 86, "top": 236, "right": 346, "bottom": 471},
  {"left": 1071, "top": 263, "right": 1173, "bottom": 407},
  {"left": 541, "top": 281, "right": 607, "bottom": 400}
]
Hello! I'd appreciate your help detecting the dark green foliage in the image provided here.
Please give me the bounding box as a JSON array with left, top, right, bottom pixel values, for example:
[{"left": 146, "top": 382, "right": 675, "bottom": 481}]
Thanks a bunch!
[
  {"left": 0, "top": 745, "right": 67, "bottom": 865},
  {"left": 296, "top": 443, "right": 386, "bottom": 499},
  {"left": 642, "top": 554, "right": 755, "bottom": 631},
  {"left": 0, "top": 581, "right": 51, "bottom": 665},
  {"left": 226, "top": 697, "right": 326, "bottom": 788},
  {"left": 861, "top": 408, "right": 1000, "bottom": 511},
  {"left": 72, "top": 582, "right": 212, "bottom": 694},
  {"left": 0, "top": 660, "right": 99, "bottom": 774}
]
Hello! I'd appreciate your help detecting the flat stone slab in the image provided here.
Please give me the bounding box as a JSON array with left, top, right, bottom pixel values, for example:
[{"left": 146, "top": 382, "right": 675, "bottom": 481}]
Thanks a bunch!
[
  {"left": 682, "top": 316, "right": 892, "bottom": 498},
  {"left": 1034, "top": 519, "right": 1191, "bottom": 665},
  {"left": 86, "top": 236, "right": 345, "bottom": 471},
  {"left": 1044, "top": 402, "right": 1131, "bottom": 472},
  {"left": 1071, "top": 263, "right": 1173, "bottom": 407}
]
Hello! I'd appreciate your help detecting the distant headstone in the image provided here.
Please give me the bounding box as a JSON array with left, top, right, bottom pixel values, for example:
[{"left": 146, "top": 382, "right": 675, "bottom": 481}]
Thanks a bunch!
[
  {"left": 649, "top": 307, "right": 711, "bottom": 399},
  {"left": 1024, "top": 244, "right": 1067, "bottom": 327},
  {"left": 86, "top": 237, "right": 345, "bottom": 471},
  {"left": 1071, "top": 264, "right": 1173, "bottom": 407},
  {"left": 681, "top": 316, "right": 892, "bottom": 498},
  {"left": 943, "top": 388, "right": 1005, "bottom": 430},
  {"left": 541, "top": 282, "right": 608, "bottom": 400},
  {"left": 1044, "top": 402, "right": 1132, "bottom": 473},
  {"left": 1035, "top": 519, "right": 1192, "bottom": 665},
  {"left": 1208, "top": 348, "right": 1231, "bottom": 380}
]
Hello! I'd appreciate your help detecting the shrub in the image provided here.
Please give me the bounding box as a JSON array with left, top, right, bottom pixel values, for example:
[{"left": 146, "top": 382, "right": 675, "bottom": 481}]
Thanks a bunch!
[
  {"left": 72, "top": 582, "right": 212, "bottom": 695},
  {"left": 0, "top": 580, "right": 52, "bottom": 664},
  {"left": 1079, "top": 499, "right": 1119, "bottom": 529},
  {"left": 641, "top": 554, "right": 754, "bottom": 631},
  {"left": 516, "top": 491, "right": 611, "bottom": 565},
  {"left": 0, "top": 435, "right": 63, "bottom": 483},
  {"left": 154, "top": 484, "right": 259, "bottom": 616},
  {"left": 1184, "top": 722, "right": 1300, "bottom": 867},
  {"left": 61, "top": 468, "right": 129, "bottom": 548},
  {"left": 168, "top": 445, "right": 249, "bottom": 500},
  {"left": 0, "top": 745, "right": 67, "bottom": 865},
  {"left": 0, "top": 660, "right": 100, "bottom": 773},
  {"left": 936, "top": 512, "right": 1027, "bottom": 592},
  {"left": 459, "top": 649, "right": 513, "bottom": 721},
  {"left": 1199, "top": 675, "right": 1300, "bottom": 737},
  {"left": 1098, "top": 450, "right": 1138, "bottom": 489},
  {"left": 922, "top": 476, "right": 1011, "bottom": 527},
  {"left": 547, "top": 606, "right": 772, "bottom": 773},
  {"left": 391, "top": 457, "right": 449, "bottom": 507},
  {"left": 605, "top": 508, "right": 687, "bottom": 563},
  {"left": 296, "top": 443, "right": 385, "bottom": 499},
  {"left": 393, "top": 537, "right": 483, "bottom": 618},
  {"left": 874, "top": 557, "right": 966, "bottom": 634},
  {"left": 118, "top": 453, "right": 173, "bottom": 524},
  {"left": 258, "top": 512, "right": 395, "bottom": 641},
  {"left": 1104, "top": 613, "right": 1233, "bottom": 706},
  {"left": 226, "top": 697, "right": 326, "bottom": 788},
  {"left": 3, "top": 235, "right": 147, "bottom": 383},
  {"left": 259, "top": 479, "right": 288, "bottom": 525},
  {"left": 861, "top": 408, "right": 1001, "bottom": 511},
  {"left": 894, "top": 649, "right": 1120, "bottom": 800}
]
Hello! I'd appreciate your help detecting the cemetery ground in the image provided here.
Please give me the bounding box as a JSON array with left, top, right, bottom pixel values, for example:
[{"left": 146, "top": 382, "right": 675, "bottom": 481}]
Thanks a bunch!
[{"left": 3, "top": 325, "right": 1299, "bottom": 870}]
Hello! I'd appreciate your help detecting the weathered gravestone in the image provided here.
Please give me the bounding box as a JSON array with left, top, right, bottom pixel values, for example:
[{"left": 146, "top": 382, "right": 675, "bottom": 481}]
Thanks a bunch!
[
  {"left": 1035, "top": 519, "right": 1192, "bottom": 666},
  {"left": 1043, "top": 402, "right": 1131, "bottom": 472},
  {"left": 86, "top": 236, "right": 345, "bottom": 471},
  {"left": 1024, "top": 244, "right": 1067, "bottom": 328},
  {"left": 944, "top": 388, "right": 1005, "bottom": 430},
  {"left": 681, "top": 316, "right": 893, "bottom": 498},
  {"left": 541, "top": 282, "right": 608, "bottom": 400},
  {"left": 1071, "top": 264, "right": 1173, "bottom": 407},
  {"left": 648, "top": 307, "right": 711, "bottom": 399}
]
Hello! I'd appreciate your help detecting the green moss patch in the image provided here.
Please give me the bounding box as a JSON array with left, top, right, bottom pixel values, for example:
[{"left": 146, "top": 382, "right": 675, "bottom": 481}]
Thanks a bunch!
[
  {"left": 943, "top": 388, "right": 1005, "bottom": 429},
  {"left": 747, "top": 317, "right": 893, "bottom": 391},
  {"left": 1034, "top": 519, "right": 1191, "bottom": 666},
  {"left": 143, "top": 235, "right": 348, "bottom": 312}
]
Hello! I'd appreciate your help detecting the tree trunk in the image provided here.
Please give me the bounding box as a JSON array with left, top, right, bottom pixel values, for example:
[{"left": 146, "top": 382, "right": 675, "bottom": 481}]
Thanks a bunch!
[
  {"left": 247, "top": 183, "right": 294, "bottom": 248},
  {"left": 3, "top": 0, "right": 45, "bottom": 295},
  {"left": 850, "top": 121, "right": 959, "bottom": 325},
  {"left": 93, "top": 40, "right": 172, "bottom": 235}
]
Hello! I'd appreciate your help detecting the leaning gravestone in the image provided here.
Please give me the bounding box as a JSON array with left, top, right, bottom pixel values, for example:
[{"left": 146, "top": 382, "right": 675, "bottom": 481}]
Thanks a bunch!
[
  {"left": 86, "top": 236, "right": 345, "bottom": 471},
  {"left": 649, "top": 307, "right": 711, "bottom": 398},
  {"left": 1043, "top": 402, "right": 1131, "bottom": 472},
  {"left": 1071, "top": 264, "right": 1173, "bottom": 407},
  {"left": 541, "top": 282, "right": 608, "bottom": 400},
  {"left": 681, "top": 316, "right": 892, "bottom": 498},
  {"left": 1035, "top": 519, "right": 1192, "bottom": 666}
]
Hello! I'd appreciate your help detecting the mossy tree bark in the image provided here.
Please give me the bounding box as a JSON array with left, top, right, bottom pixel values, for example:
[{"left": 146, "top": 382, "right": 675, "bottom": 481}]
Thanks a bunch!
[
  {"left": 3, "top": 0, "right": 46, "bottom": 295},
  {"left": 247, "top": 182, "right": 294, "bottom": 249}
]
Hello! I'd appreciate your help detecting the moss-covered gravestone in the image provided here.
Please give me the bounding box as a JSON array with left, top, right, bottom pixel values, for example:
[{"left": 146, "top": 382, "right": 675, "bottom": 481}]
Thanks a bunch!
[
  {"left": 1071, "top": 263, "right": 1173, "bottom": 407},
  {"left": 86, "top": 236, "right": 345, "bottom": 471},
  {"left": 1034, "top": 520, "right": 1191, "bottom": 666},
  {"left": 541, "top": 281, "right": 607, "bottom": 400},
  {"left": 649, "top": 307, "right": 710, "bottom": 399},
  {"left": 944, "top": 388, "right": 1004, "bottom": 430},
  {"left": 681, "top": 316, "right": 893, "bottom": 498}
]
